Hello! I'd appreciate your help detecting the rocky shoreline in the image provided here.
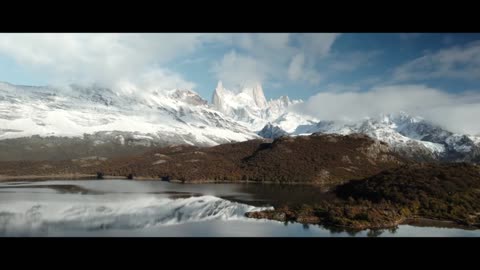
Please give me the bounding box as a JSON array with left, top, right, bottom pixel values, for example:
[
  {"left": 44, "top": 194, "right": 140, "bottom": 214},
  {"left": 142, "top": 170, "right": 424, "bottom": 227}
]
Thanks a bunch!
[
  {"left": 245, "top": 209, "right": 480, "bottom": 231},
  {"left": 245, "top": 205, "right": 407, "bottom": 230}
]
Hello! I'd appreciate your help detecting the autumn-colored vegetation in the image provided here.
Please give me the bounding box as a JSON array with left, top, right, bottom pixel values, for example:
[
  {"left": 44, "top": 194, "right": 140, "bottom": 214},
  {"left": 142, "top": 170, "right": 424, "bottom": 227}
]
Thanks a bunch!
[
  {"left": 91, "top": 133, "right": 404, "bottom": 184},
  {"left": 0, "top": 134, "right": 406, "bottom": 184},
  {"left": 335, "top": 162, "right": 480, "bottom": 226},
  {"left": 248, "top": 162, "right": 480, "bottom": 229},
  {"left": 2, "top": 134, "right": 480, "bottom": 230}
]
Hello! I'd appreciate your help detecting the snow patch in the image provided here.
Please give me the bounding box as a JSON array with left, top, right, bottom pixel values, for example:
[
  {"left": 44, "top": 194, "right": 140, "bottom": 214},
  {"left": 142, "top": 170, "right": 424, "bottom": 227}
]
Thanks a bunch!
[{"left": 152, "top": 160, "right": 167, "bottom": 165}]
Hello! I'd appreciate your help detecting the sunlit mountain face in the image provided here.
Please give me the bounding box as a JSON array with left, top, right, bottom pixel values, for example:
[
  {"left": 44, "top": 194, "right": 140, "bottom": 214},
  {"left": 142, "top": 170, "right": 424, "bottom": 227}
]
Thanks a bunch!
[
  {"left": 1, "top": 81, "right": 479, "bottom": 162},
  {"left": 1, "top": 33, "right": 480, "bottom": 237}
]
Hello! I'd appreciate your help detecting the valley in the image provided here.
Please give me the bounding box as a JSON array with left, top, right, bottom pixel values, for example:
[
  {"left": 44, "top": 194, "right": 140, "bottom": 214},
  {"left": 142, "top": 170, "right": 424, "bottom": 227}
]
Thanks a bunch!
[{"left": 1, "top": 80, "right": 480, "bottom": 232}]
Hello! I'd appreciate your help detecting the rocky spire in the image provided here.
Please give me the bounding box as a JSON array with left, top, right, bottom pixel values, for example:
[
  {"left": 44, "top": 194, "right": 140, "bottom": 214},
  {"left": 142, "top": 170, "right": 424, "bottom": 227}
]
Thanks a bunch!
[
  {"left": 212, "top": 81, "right": 225, "bottom": 111},
  {"left": 251, "top": 82, "right": 267, "bottom": 109}
]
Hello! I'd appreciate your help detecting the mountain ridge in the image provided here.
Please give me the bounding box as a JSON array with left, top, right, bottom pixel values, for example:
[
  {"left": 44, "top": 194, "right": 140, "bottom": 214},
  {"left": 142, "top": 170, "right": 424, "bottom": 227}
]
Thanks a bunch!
[
  {"left": 211, "top": 81, "right": 310, "bottom": 131},
  {"left": 0, "top": 80, "right": 479, "bottom": 163},
  {"left": 0, "top": 133, "right": 406, "bottom": 185},
  {"left": 285, "top": 112, "right": 480, "bottom": 162},
  {"left": 0, "top": 82, "right": 258, "bottom": 142}
]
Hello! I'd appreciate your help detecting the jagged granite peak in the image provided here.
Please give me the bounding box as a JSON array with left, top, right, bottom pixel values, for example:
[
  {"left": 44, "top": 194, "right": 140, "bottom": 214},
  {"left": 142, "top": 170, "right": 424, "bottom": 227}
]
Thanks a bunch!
[
  {"left": 249, "top": 82, "right": 268, "bottom": 109},
  {"left": 211, "top": 81, "right": 226, "bottom": 112},
  {"left": 210, "top": 81, "right": 309, "bottom": 131},
  {"left": 212, "top": 80, "right": 267, "bottom": 109},
  {"left": 257, "top": 123, "right": 289, "bottom": 139},
  {"left": 0, "top": 82, "right": 259, "bottom": 150},
  {"left": 2, "top": 80, "right": 480, "bottom": 164}
]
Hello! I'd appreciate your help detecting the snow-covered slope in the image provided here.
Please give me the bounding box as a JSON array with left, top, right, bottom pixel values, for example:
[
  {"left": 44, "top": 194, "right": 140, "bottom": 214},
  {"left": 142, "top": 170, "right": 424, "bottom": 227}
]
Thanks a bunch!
[
  {"left": 211, "top": 81, "right": 313, "bottom": 131},
  {"left": 0, "top": 82, "right": 259, "bottom": 146},
  {"left": 270, "top": 112, "right": 318, "bottom": 133},
  {"left": 1, "top": 80, "right": 479, "bottom": 163},
  {"left": 469, "top": 135, "right": 480, "bottom": 146},
  {"left": 287, "top": 112, "right": 480, "bottom": 162}
]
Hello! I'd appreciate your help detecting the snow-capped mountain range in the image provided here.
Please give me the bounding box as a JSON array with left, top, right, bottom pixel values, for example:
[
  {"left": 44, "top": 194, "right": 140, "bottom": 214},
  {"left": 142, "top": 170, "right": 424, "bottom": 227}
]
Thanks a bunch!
[
  {"left": 0, "top": 80, "right": 479, "bottom": 162},
  {"left": 0, "top": 81, "right": 257, "bottom": 147},
  {"left": 211, "top": 81, "right": 317, "bottom": 132},
  {"left": 262, "top": 112, "right": 480, "bottom": 162}
]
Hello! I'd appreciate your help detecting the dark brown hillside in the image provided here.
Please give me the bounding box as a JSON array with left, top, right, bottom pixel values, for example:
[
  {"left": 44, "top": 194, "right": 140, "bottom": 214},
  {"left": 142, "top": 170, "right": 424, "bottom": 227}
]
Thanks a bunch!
[
  {"left": 0, "top": 157, "right": 108, "bottom": 178},
  {"left": 335, "top": 162, "right": 480, "bottom": 225},
  {"left": 97, "top": 133, "right": 405, "bottom": 184},
  {"left": 248, "top": 162, "right": 480, "bottom": 229},
  {"left": 99, "top": 139, "right": 268, "bottom": 181},
  {"left": 0, "top": 134, "right": 406, "bottom": 185},
  {"left": 241, "top": 133, "right": 405, "bottom": 184}
]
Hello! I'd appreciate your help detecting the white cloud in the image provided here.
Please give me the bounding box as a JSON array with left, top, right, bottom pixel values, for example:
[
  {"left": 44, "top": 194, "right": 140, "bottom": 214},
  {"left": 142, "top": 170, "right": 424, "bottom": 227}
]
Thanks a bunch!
[
  {"left": 115, "top": 69, "right": 196, "bottom": 94},
  {"left": 235, "top": 33, "right": 292, "bottom": 54},
  {"left": 293, "top": 84, "right": 480, "bottom": 134},
  {"left": 287, "top": 53, "right": 305, "bottom": 81},
  {"left": 298, "top": 33, "right": 340, "bottom": 57},
  {"left": 213, "top": 33, "right": 340, "bottom": 88},
  {"left": 211, "top": 50, "right": 269, "bottom": 89},
  {"left": 0, "top": 33, "right": 221, "bottom": 91},
  {"left": 0, "top": 33, "right": 342, "bottom": 92},
  {"left": 393, "top": 40, "right": 480, "bottom": 81},
  {"left": 287, "top": 53, "right": 322, "bottom": 84}
]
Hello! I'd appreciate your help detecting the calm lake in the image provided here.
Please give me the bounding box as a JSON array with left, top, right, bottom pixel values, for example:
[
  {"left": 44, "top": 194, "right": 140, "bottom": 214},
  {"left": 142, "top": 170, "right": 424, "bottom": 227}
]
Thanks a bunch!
[{"left": 0, "top": 180, "right": 479, "bottom": 237}]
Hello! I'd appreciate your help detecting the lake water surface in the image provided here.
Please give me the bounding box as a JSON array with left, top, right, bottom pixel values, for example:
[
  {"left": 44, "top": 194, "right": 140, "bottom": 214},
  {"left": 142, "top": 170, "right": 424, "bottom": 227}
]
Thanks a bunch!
[{"left": 0, "top": 180, "right": 479, "bottom": 237}]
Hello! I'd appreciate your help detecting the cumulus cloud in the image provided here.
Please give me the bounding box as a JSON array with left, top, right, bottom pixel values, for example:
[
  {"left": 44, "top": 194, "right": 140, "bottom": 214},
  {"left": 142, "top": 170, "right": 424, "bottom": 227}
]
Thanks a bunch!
[
  {"left": 0, "top": 33, "right": 221, "bottom": 91},
  {"left": 212, "top": 33, "right": 340, "bottom": 88},
  {"left": 0, "top": 33, "right": 342, "bottom": 92},
  {"left": 393, "top": 40, "right": 480, "bottom": 81},
  {"left": 287, "top": 53, "right": 306, "bottom": 81},
  {"left": 234, "top": 33, "right": 292, "bottom": 55},
  {"left": 292, "top": 84, "right": 480, "bottom": 135},
  {"left": 298, "top": 33, "right": 340, "bottom": 57},
  {"left": 211, "top": 50, "right": 269, "bottom": 89},
  {"left": 287, "top": 53, "right": 322, "bottom": 84},
  {"left": 114, "top": 69, "right": 197, "bottom": 94}
]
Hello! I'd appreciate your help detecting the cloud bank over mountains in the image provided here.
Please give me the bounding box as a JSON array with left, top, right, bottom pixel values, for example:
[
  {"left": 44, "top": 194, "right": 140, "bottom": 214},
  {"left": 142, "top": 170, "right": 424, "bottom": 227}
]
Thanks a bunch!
[
  {"left": 293, "top": 84, "right": 480, "bottom": 135},
  {"left": 0, "top": 33, "right": 479, "bottom": 134},
  {"left": 0, "top": 33, "right": 340, "bottom": 92}
]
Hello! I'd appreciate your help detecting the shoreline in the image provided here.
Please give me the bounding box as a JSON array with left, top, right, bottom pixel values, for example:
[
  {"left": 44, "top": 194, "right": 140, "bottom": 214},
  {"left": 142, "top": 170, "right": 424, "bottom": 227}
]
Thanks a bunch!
[
  {"left": 0, "top": 174, "right": 337, "bottom": 188},
  {"left": 245, "top": 210, "right": 480, "bottom": 231},
  {"left": 1, "top": 175, "right": 478, "bottom": 232},
  {"left": 403, "top": 217, "right": 479, "bottom": 230},
  {"left": 0, "top": 174, "right": 98, "bottom": 182}
]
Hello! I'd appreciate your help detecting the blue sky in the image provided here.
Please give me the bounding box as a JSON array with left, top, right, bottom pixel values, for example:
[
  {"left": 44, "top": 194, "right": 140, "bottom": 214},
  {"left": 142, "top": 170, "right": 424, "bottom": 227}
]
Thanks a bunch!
[
  {"left": 0, "top": 33, "right": 480, "bottom": 99},
  {"left": 1, "top": 33, "right": 480, "bottom": 133}
]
